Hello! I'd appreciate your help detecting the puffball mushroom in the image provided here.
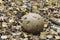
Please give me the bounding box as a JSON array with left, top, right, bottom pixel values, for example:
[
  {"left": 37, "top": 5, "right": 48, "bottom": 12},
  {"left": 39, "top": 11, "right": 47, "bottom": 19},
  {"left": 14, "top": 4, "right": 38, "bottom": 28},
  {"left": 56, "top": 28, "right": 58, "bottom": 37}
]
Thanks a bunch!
[{"left": 20, "top": 13, "right": 45, "bottom": 33}]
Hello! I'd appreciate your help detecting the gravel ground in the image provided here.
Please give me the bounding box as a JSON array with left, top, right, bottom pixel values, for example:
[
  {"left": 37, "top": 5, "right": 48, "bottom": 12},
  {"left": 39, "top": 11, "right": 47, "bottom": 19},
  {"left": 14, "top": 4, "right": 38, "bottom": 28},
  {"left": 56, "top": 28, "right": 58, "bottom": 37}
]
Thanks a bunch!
[{"left": 0, "top": 0, "right": 60, "bottom": 40}]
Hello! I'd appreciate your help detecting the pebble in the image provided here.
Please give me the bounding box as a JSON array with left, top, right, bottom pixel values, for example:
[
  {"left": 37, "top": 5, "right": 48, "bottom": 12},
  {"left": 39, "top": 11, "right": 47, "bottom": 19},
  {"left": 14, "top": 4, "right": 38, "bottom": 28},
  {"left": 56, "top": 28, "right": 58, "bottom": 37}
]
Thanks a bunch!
[
  {"left": 20, "top": 38, "right": 24, "bottom": 40},
  {"left": 55, "top": 36, "right": 60, "bottom": 39},
  {"left": 2, "top": 22, "right": 7, "bottom": 27},
  {"left": 46, "top": 35, "right": 53, "bottom": 39},
  {"left": 40, "top": 32, "right": 47, "bottom": 39},
  {"left": 16, "top": 25, "right": 21, "bottom": 30},
  {"left": 49, "top": 17, "right": 60, "bottom": 25},
  {"left": 40, "top": 35, "right": 46, "bottom": 39},
  {"left": 23, "top": 0, "right": 29, "bottom": 2},
  {"left": 9, "top": 18, "right": 14, "bottom": 23},
  {"left": 24, "top": 38, "right": 28, "bottom": 40},
  {"left": 50, "top": 29, "right": 58, "bottom": 35},
  {"left": 0, "top": 0, "right": 3, "bottom": 4},
  {"left": 57, "top": 28, "right": 60, "bottom": 33},
  {"left": 22, "top": 4, "right": 27, "bottom": 8},
  {"left": 1, "top": 35, "right": 7, "bottom": 39},
  {"left": 24, "top": 33, "right": 28, "bottom": 38},
  {"left": 11, "top": 32, "right": 21, "bottom": 36}
]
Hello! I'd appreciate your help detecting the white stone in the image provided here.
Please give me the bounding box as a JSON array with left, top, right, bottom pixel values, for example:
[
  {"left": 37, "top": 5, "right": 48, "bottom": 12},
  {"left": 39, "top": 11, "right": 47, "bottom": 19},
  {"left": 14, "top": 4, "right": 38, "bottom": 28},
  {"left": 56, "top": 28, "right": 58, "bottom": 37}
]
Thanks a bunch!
[
  {"left": 2, "top": 22, "right": 7, "bottom": 27},
  {"left": 12, "top": 32, "right": 21, "bottom": 36},
  {"left": 57, "top": 28, "right": 60, "bottom": 33},
  {"left": 1, "top": 35, "right": 7, "bottom": 39},
  {"left": 46, "top": 35, "right": 53, "bottom": 39},
  {"left": 22, "top": 5, "right": 27, "bottom": 8},
  {"left": 24, "top": 38, "right": 28, "bottom": 40},
  {"left": 9, "top": 18, "right": 14, "bottom": 23}
]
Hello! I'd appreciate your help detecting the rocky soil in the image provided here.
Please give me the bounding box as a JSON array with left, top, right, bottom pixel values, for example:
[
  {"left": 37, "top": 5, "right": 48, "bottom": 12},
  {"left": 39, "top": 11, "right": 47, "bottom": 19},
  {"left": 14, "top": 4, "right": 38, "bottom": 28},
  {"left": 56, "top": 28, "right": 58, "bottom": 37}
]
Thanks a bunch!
[{"left": 0, "top": 0, "right": 60, "bottom": 40}]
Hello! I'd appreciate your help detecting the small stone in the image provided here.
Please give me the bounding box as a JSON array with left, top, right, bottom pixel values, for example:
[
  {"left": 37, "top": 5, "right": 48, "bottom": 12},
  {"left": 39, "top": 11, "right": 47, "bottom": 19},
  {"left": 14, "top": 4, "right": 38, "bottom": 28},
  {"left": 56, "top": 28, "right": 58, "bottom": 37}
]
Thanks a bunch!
[
  {"left": 13, "top": 11, "right": 17, "bottom": 14},
  {"left": 20, "top": 7, "right": 26, "bottom": 12},
  {"left": 24, "top": 33, "right": 28, "bottom": 38},
  {"left": 46, "top": 0, "right": 49, "bottom": 2},
  {"left": 40, "top": 35, "right": 46, "bottom": 39},
  {"left": 40, "top": 32, "right": 47, "bottom": 35},
  {"left": 11, "top": 33, "right": 17, "bottom": 36},
  {"left": 22, "top": 4, "right": 27, "bottom": 8},
  {"left": 1, "top": 35, "right": 7, "bottom": 39},
  {"left": 0, "top": 0, "right": 3, "bottom": 4},
  {"left": 57, "top": 28, "right": 60, "bottom": 33},
  {"left": 20, "top": 38, "right": 24, "bottom": 40},
  {"left": 11, "top": 32, "right": 21, "bottom": 36},
  {"left": 44, "top": 22, "right": 48, "bottom": 28},
  {"left": 9, "top": 18, "right": 14, "bottom": 23},
  {"left": 2, "top": 22, "right": 7, "bottom": 27},
  {"left": 0, "top": 16, "right": 4, "bottom": 20},
  {"left": 46, "top": 35, "right": 53, "bottom": 39},
  {"left": 11, "top": 2, "right": 16, "bottom": 6},
  {"left": 40, "top": 32, "right": 47, "bottom": 39},
  {"left": 16, "top": 25, "right": 21, "bottom": 29},
  {"left": 23, "top": 0, "right": 29, "bottom": 2},
  {"left": 8, "top": 7, "right": 13, "bottom": 10},
  {"left": 55, "top": 36, "right": 60, "bottom": 39},
  {"left": 50, "top": 29, "right": 58, "bottom": 35},
  {"left": 24, "top": 38, "right": 28, "bottom": 40},
  {"left": 13, "top": 39, "right": 16, "bottom": 40}
]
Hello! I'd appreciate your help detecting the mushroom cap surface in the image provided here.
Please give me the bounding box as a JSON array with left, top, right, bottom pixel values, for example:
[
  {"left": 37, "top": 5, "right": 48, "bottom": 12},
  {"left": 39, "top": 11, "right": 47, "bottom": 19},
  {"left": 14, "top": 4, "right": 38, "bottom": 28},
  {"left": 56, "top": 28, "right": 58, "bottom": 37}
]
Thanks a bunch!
[{"left": 21, "top": 13, "right": 44, "bottom": 33}]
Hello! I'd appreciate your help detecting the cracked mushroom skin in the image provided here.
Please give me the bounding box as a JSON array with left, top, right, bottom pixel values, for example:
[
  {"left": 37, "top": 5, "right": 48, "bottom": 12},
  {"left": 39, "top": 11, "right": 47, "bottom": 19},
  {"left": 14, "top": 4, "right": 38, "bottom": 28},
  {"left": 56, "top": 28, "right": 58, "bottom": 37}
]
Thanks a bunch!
[{"left": 20, "top": 13, "right": 45, "bottom": 33}]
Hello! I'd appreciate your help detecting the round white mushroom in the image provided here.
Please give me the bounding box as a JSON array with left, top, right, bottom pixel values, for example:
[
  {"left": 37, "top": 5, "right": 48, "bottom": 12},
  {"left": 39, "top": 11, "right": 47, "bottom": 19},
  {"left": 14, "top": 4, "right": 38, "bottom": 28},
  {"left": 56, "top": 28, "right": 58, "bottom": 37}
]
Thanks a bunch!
[{"left": 20, "top": 13, "right": 45, "bottom": 33}]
